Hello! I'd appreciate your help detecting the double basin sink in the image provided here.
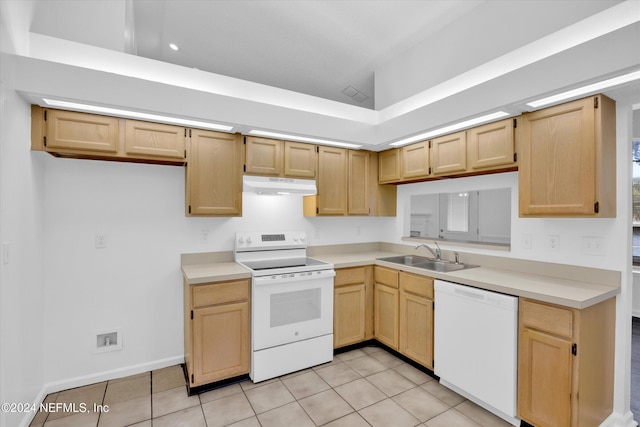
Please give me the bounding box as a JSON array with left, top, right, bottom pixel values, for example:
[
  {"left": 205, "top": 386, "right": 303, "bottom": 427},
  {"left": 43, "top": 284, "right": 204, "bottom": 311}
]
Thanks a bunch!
[{"left": 377, "top": 255, "right": 479, "bottom": 273}]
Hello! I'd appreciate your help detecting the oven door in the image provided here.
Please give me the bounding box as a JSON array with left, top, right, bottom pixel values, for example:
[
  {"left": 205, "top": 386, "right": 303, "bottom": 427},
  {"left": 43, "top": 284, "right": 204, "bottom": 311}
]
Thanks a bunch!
[{"left": 252, "top": 269, "right": 335, "bottom": 351}]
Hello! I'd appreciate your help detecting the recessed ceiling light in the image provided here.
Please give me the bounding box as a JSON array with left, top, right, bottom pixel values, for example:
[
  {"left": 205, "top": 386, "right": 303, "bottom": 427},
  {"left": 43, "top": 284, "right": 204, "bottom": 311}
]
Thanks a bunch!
[
  {"left": 389, "top": 111, "right": 510, "bottom": 147},
  {"left": 248, "top": 130, "right": 362, "bottom": 149},
  {"left": 169, "top": 43, "right": 179, "bottom": 51}
]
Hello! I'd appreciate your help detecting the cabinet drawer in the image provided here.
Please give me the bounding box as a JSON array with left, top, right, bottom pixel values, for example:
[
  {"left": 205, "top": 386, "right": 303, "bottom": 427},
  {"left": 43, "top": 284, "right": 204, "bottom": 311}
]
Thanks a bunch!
[
  {"left": 520, "top": 299, "right": 573, "bottom": 338},
  {"left": 374, "top": 266, "right": 398, "bottom": 289},
  {"left": 192, "top": 280, "right": 250, "bottom": 308},
  {"left": 400, "top": 272, "right": 433, "bottom": 299},
  {"left": 335, "top": 267, "right": 366, "bottom": 287}
]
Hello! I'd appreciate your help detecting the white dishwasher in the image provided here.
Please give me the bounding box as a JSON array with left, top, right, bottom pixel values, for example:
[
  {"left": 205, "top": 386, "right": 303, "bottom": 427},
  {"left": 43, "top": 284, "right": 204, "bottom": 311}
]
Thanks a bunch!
[{"left": 434, "top": 280, "right": 519, "bottom": 426}]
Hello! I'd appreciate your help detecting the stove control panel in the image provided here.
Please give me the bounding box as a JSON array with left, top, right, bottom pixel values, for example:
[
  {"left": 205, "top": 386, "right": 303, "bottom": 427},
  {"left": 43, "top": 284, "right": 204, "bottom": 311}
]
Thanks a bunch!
[{"left": 235, "top": 231, "right": 307, "bottom": 251}]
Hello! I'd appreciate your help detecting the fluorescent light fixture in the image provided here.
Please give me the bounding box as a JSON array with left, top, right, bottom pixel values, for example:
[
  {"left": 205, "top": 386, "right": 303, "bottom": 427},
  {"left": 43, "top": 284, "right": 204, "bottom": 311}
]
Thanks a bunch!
[
  {"left": 42, "top": 99, "right": 234, "bottom": 132},
  {"left": 389, "top": 111, "right": 510, "bottom": 147},
  {"left": 526, "top": 70, "right": 640, "bottom": 108},
  {"left": 169, "top": 43, "right": 179, "bottom": 51},
  {"left": 248, "top": 130, "right": 362, "bottom": 149}
]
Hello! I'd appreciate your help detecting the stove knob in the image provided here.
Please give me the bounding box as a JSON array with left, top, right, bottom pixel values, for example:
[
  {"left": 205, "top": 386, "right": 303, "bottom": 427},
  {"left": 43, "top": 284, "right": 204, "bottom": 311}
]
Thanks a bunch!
[
  {"left": 246, "top": 236, "right": 252, "bottom": 244},
  {"left": 238, "top": 236, "right": 245, "bottom": 244},
  {"left": 299, "top": 233, "right": 306, "bottom": 242}
]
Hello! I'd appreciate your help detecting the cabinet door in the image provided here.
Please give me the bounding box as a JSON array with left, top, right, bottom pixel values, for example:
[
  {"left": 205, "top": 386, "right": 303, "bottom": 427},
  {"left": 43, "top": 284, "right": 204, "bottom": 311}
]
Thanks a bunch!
[
  {"left": 374, "top": 283, "right": 399, "bottom": 350},
  {"left": 192, "top": 301, "right": 250, "bottom": 385},
  {"left": 378, "top": 149, "right": 401, "bottom": 183},
  {"left": 284, "top": 141, "right": 316, "bottom": 178},
  {"left": 245, "top": 136, "right": 282, "bottom": 176},
  {"left": 348, "top": 150, "right": 370, "bottom": 215},
  {"left": 519, "top": 97, "right": 596, "bottom": 216},
  {"left": 334, "top": 284, "right": 366, "bottom": 348},
  {"left": 124, "top": 119, "right": 186, "bottom": 160},
  {"left": 518, "top": 328, "right": 573, "bottom": 427},
  {"left": 317, "top": 146, "right": 347, "bottom": 215},
  {"left": 187, "top": 130, "right": 242, "bottom": 216},
  {"left": 431, "top": 131, "right": 467, "bottom": 175},
  {"left": 45, "top": 109, "right": 118, "bottom": 153},
  {"left": 467, "top": 118, "right": 515, "bottom": 170},
  {"left": 401, "top": 141, "right": 430, "bottom": 179},
  {"left": 399, "top": 292, "right": 433, "bottom": 368}
]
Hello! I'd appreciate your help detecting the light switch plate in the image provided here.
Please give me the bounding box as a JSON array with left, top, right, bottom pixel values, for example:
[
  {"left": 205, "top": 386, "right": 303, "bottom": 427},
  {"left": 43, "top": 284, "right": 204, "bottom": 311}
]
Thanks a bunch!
[{"left": 581, "top": 236, "right": 605, "bottom": 255}]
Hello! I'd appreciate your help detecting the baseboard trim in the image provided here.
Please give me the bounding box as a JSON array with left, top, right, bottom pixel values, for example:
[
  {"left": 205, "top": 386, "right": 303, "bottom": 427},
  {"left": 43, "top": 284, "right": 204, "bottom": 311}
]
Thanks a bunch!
[
  {"left": 18, "top": 355, "right": 184, "bottom": 427},
  {"left": 599, "top": 410, "right": 638, "bottom": 427}
]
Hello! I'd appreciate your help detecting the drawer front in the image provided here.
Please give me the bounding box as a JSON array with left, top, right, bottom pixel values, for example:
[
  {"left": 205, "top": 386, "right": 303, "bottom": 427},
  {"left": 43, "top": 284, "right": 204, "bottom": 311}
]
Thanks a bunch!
[
  {"left": 335, "top": 267, "right": 366, "bottom": 287},
  {"left": 374, "top": 266, "right": 399, "bottom": 289},
  {"left": 399, "top": 272, "right": 433, "bottom": 299},
  {"left": 520, "top": 299, "right": 573, "bottom": 338},
  {"left": 193, "top": 280, "right": 250, "bottom": 308}
]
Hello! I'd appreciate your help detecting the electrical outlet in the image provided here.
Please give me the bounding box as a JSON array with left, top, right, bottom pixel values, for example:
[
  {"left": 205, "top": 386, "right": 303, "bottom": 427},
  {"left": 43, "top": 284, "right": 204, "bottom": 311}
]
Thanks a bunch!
[
  {"left": 522, "top": 233, "right": 532, "bottom": 250},
  {"left": 95, "top": 329, "right": 122, "bottom": 353},
  {"left": 95, "top": 234, "right": 107, "bottom": 249},
  {"left": 547, "top": 235, "right": 559, "bottom": 252},
  {"left": 582, "top": 236, "right": 605, "bottom": 255}
]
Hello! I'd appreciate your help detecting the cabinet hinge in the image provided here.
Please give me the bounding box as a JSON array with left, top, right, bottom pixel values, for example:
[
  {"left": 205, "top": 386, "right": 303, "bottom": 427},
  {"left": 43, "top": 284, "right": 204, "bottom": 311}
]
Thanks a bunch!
[
  {"left": 243, "top": 164, "right": 246, "bottom": 172},
  {"left": 191, "top": 374, "right": 194, "bottom": 383},
  {"left": 43, "top": 136, "right": 47, "bottom": 147},
  {"left": 243, "top": 136, "right": 246, "bottom": 145},
  {"left": 44, "top": 110, "right": 47, "bottom": 121},
  {"left": 513, "top": 152, "right": 517, "bottom": 162},
  {"left": 594, "top": 97, "right": 599, "bottom": 109},
  {"left": 513, "top": 118, "right": 517, "bottom": 128},
  {"left": 184, "top": 149, "right": 186, "bottom": 158},
  {"left": 572, "top": 343, "right": 577, "bottom": 356},
  {"left": 190, "top": 310, "right": 193, "bottom": 320},
  {"left": 432, "top": 301, "right": 435, "bottom": 310},
  {"left": 428, "top": 141, "right": 432, "bottom": 149},
  {"left": 189, "top": 129, "right": 192, "bottom": 137},
  {"left": 316, "top": 146, "right": 319, "bottom": 153},
  {"left": 316, "top": 207, "right": 319, "bottom": 214},
  {"left": 594, "top": 201, "right": 599, "bottom": 214},
  {"left": 184, "top": 128, "right": 187, "bottom": 137},
  {"left": 428, "top": 167, "right": 432, "bottom": 175},
  {"left": 188, "top": 205, "right": 192, "bottom": 214}
]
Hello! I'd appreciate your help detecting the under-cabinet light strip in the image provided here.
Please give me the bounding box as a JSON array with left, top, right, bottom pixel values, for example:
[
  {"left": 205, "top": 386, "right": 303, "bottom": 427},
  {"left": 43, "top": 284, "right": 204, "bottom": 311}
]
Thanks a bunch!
[
  {"left": 526, "top": 70, "right": 640, "bottom": 109},
  {"left": 389, "top": 111, "right": 510, "bottom": 147},
  {"left": 42, "top": 99, "right": 234, "bottom": 132},
  {"left": 248, "top": 130, "right": 362, "bottom": 149}
]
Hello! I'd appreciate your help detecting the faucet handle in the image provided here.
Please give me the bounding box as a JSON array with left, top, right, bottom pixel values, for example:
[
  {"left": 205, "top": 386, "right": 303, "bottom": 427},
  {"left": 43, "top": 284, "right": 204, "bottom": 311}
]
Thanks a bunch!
[{"left": 454, "top": 252, "right": 460, "bottom": 264}]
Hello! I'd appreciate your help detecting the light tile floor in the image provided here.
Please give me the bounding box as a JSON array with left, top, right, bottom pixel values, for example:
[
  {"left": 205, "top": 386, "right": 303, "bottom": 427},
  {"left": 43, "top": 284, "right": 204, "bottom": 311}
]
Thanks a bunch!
[{"left": 30, "top": 346, "right": 512, "bottom": 427}]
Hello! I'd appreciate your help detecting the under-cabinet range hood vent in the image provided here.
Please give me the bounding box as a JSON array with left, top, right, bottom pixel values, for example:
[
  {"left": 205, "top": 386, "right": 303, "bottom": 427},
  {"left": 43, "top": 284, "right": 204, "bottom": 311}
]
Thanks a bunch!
[{"left": 243, "top": 176, "right": 317, "bottom": 196}]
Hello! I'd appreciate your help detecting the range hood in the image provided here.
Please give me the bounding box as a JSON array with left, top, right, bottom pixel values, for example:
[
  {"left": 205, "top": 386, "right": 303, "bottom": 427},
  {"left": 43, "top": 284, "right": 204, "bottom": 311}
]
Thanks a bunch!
[{"left": 243, "top": 175, "right": 317, "bottom": 196}]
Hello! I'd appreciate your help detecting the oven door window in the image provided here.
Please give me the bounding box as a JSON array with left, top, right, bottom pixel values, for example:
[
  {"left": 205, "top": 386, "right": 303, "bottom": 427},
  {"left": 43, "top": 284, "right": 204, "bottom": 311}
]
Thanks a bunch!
[{"left": 271, "top": 288, "right": 321, "bottom": 327}]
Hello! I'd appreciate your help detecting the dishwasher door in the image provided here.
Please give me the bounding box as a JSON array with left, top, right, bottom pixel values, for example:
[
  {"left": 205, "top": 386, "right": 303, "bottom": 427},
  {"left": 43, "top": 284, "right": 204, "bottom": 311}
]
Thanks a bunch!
[{"left": 434, "top": 280, "right": 519, "bottom": 426}]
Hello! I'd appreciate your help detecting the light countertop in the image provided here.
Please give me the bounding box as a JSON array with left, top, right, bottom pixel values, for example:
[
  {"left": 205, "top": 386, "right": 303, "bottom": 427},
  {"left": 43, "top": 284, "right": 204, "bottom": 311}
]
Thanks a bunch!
[{"left": 182, "top": 251, "right": 619, "bottom": 309}]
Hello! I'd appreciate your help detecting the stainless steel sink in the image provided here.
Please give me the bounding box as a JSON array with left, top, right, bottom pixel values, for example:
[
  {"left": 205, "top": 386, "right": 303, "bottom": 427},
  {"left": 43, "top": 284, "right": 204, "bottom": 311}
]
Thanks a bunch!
[{"left": 377, "top": 255, "right": 479, "bottom": 273}]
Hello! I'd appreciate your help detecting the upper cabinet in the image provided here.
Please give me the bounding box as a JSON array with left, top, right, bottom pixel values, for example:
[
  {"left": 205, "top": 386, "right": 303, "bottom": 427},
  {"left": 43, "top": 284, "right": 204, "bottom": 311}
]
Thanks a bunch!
[
  {"left": 467, "top": 118, "right": 517, "bottom": 171},
  {"left": 305, "top": 148, "right": 396, "bottom": 217},
  {"left": 31, "top": 106, "right": 187, "bottom": 164},
  {"left": 519, "top": 94, "right": 616, "bottom": 217},
  {"left": 401, "top": 141, "right": 431, "bottom": 180},
  {"left": 378, "top": 149, "right": 401, "bottom": 183},
  {"left": 244, "top": 136, "right": 316, "bottom": 178},
  {"left": 186, "top": 130, "right": 243, "bottom": 216},
  {"left": 431, "top": 131, "right": 467, "bottom": 176}
]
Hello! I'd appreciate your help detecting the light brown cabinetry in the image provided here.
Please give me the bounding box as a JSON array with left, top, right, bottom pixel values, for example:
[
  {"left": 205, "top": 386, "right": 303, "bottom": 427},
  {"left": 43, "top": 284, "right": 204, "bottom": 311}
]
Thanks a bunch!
[
  {"left": 333, "top": 266, "right": 374, "bottom": 348},
  {"left": 374, "top": 266, "right": 399, "bottom": 350},
  {"left": 186, "top": 130, "right": 243, "bottom": 216},
  {"left": 399, "top": 272, "right": 434, "bottom": 368},
  {"left": 31, "top": 106, "right": 187, "bottom": 164},
  {"left": 431, "top": 131, "right": 467, "bottom": 175},
  {"left": 184, "top": 279, "right": 251, "bottom": 388},
  {"left": 244, "top": 136, "right": 316, "bottom": 178},
  {"left": 519, "top": 94, "right": 616, "bottom": 217},
  {"left": 378, "top": 149, "right": 401, "bottom": 183},
  {"left": 518, "top": 297, "right": 615, "bottom": 427},
  {"left": 401, "top": 141, "right": 431, "bottom": 180},
  {"left": 305, "top": 149, "right": 396, "bottom": 216},
  {"left": 467, "top": 118, "right": 516, "bottom": 171}
]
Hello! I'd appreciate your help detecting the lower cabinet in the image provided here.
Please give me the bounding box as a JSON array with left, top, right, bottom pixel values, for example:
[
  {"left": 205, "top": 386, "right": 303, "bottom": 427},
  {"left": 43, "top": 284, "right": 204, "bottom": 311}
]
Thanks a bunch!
[
  {"left": 184, "top": 279, "right": 250, "bottom": 388},
  {"left": 518, "top": 297, "right": 615, "bottom": 427},
  {"left": 333, "top": 266, "right": 373, "bottom": 348},
  {"left": 374, "top": 266, "right": 400, "bottom": 350},
  {"left": 399, "top": 272, "right": 434, "bottom": 369}
]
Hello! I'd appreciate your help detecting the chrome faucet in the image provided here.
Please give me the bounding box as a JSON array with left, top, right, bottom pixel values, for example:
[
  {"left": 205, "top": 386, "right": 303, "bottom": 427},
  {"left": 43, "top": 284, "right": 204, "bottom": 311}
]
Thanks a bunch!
[{"left": 415, "top": 242, "right": 441, "bottom": 261}]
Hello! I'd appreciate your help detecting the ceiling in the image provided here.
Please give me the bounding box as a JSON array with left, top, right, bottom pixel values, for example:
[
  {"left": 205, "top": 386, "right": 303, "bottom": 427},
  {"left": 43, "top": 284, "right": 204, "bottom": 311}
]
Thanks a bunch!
[{"left": 30, "top": 0, "right": 626, "bottom": 111}]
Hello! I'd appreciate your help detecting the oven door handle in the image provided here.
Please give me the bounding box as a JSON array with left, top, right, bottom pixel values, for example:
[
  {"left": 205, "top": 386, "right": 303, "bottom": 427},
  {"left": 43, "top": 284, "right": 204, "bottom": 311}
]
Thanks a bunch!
[{"left": 253, "top": 269, "right": 335, "bottom": 286}]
